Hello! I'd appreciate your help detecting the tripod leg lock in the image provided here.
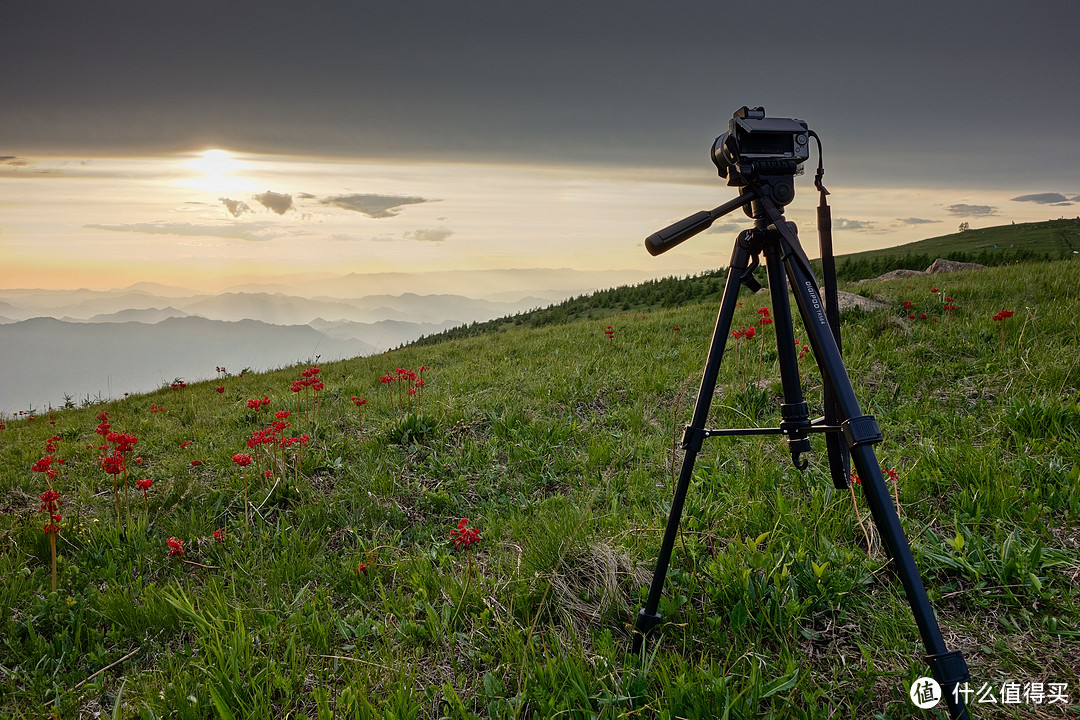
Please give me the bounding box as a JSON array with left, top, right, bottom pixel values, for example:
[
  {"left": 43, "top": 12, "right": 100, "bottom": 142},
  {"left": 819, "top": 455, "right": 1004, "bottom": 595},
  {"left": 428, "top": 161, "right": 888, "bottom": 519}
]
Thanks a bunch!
[
  {"left": 681, "top": 424, "right": 707, "bottom": 454},
  {"left": 841, "top": 414, "right": 883, "bottom": 448}
]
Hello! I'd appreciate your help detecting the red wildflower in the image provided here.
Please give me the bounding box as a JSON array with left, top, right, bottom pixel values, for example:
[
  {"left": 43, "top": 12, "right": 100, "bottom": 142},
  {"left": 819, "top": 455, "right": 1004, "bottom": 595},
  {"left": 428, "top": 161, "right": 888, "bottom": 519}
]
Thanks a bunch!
[
  {"left": 39, "top": 489, "right": 62, "bottom": 534},
  {"left": 450, "top": 517, "right": 481, "bottom": 550},
  {"left": 232, "top": 453, "right": 254, "bottom": 467},
  {"left": 214, "top": 528, "right": 227, "bottom": 543},
  {"left": 136, "top": 478, "right": 153, "bottom": 491},
  {"left": 166, "top": 537, "right": 185, "bottom": 557}
]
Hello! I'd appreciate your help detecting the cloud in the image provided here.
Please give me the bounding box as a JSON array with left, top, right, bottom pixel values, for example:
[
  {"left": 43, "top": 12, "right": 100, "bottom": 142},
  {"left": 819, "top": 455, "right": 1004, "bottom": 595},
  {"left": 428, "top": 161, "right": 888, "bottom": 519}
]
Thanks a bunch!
[
  {"left": 834, "top": 218, "right": 880, "bottom": 231},
  {"left": 1, "top": 155, "right": 31, "bottom": 167},
  {"left": 297, "top": 192, "right": 316, "bottom": 200},
  {"left": 219, "top": 197, "right": 253, "bottom": 217},
  {"left": 898, "top": 217, "right": 940, "bottom": 225},
  {"left": 253, "top": 190, "right": 294, "bottom": 215},
  {"left": 946, "top": 204, "right": 998, "bottom": 217},
  {"left": 85, "top": 221, "right": 278, "bottom": 242},
  {"left": 320, "top": 193, "right": 433, "bottom": 218},
  {"left": 1010, "top": 192, "right": 1074, "bottom": 205},
  {"left": 404, "top": 227, "right": 453, "bottom": 243}
]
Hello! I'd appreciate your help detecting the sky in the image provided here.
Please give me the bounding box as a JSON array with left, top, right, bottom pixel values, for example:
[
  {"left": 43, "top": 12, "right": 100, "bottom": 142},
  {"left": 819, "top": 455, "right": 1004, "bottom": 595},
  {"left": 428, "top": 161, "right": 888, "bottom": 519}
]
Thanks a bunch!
[{"left": 2, "top": 1, "right": 1078, "bottom": 295}]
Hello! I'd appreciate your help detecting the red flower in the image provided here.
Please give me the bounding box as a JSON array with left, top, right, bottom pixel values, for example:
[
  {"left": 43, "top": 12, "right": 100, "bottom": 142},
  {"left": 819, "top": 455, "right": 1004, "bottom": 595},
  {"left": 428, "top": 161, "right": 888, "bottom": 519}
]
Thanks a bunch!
[
  {"left": 214, "top": 528, "right": 227, "bottom": 543},
  {"left": 992, "top": 310, "right": 1015, "bottom": 321},
  {"left": 903, "top": 301, "right": 913, "bottom": 309},
  {"left": 351, "top": 396, "right": 367, "bottom": 407},
  {"left": 136, "top": 478, "right": 153, "bottom": 491},
  {"left": 167, "top": 537, "right": 185, "bottom": 556},
  {"left": 232, "top": 453, "right": 254, "bottom": 467},
  {"left": 40, "top": 489, "right": 62, "bottom": 534},
  {"left": 216, "top": 386, "right": 225, "bottom": 394},
  {"left": 450, "top": 518, "right": 482, "bottom": 550},
  {"left": 100, "top": 453, "right": 125, "bottom": 476},
  {"left": 931, "top": 287, "right": 938, "bottom": 293},
  {"left": 744, "top": 326, "right": 756, "bottom": 339}
]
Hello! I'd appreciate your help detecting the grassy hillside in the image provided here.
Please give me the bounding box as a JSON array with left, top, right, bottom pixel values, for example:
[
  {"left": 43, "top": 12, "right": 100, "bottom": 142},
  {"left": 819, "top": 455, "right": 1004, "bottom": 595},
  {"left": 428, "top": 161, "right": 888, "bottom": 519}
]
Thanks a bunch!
[
  {"left": 412, "top": 219, "right": 1080, "bottom": 346},
  {"left": 1, "top": 259, "right": 1078, "bottom": 718}
]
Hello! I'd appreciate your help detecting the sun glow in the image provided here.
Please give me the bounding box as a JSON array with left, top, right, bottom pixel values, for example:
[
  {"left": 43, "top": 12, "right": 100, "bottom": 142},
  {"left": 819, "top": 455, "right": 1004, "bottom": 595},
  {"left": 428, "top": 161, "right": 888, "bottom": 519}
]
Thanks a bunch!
[{"left": 180, "top": 148, "right": 256, "bottom": 193}]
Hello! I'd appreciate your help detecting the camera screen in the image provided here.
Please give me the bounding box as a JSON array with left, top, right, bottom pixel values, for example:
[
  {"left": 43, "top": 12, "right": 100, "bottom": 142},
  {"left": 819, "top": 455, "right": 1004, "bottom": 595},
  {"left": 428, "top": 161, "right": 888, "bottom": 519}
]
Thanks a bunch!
[{"left": 741, "top": 132, "right": 795, "bottom": 158}]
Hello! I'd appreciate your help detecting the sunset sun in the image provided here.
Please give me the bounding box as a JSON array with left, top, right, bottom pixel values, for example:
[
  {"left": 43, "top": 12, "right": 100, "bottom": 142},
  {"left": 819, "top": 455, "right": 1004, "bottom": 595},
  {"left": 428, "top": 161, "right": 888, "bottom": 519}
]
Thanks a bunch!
[{"left": 181, "top": 148, "right": 254, "bottom": 193}]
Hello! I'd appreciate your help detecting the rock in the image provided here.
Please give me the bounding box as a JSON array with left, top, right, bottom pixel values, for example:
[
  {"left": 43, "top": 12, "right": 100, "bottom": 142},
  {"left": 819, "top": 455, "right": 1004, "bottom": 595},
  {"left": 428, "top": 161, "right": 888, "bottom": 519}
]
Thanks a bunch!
[
  {"left": 854, "top": 268, "right": 925, "bottom": 285},
  {"left": 926, "top": 258, "right": 986, "bottom": 274},
  {"left": 826, "top": 290, "right": 890, "bottom": 313}
]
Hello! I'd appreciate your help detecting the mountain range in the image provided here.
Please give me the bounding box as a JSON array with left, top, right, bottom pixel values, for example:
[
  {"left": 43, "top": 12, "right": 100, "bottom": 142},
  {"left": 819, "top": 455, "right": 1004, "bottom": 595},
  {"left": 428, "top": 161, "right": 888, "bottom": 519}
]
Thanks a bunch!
[{"left": 0, "top": 267, "right": 665, "bottom": 414}]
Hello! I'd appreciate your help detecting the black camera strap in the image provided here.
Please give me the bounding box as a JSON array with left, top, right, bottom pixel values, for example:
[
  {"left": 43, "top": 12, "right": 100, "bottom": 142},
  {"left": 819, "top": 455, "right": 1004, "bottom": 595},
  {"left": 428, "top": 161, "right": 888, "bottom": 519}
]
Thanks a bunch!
[{"left": 808, "top": 131, "right": 851, "bottom": 489}]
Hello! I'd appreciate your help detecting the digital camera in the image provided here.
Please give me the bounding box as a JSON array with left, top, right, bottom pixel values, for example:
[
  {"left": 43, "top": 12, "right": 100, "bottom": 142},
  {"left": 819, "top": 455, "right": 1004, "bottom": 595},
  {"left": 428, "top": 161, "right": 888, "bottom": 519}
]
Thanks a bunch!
[{"left": 711, "top": 106, "right": 810, "bottom": 184}]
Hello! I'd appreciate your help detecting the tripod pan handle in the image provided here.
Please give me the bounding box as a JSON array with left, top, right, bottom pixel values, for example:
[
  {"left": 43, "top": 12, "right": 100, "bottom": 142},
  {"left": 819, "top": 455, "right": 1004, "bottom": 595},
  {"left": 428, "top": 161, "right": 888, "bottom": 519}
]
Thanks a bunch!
[{"left": 645, "top": 211, "right": 714, "bottom": 256}]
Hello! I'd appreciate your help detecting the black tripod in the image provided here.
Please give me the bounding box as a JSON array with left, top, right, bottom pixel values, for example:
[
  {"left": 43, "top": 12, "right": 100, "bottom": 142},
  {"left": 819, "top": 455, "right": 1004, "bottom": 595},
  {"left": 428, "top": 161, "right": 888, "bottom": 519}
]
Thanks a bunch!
[{"left": 632, "top": 173, "right": 974, "bottom": 718}]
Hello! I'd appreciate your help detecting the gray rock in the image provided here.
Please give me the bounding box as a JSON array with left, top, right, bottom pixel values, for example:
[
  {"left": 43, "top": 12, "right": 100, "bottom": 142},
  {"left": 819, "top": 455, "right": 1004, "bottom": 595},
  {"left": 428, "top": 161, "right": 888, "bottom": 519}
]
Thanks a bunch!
[{"left": 926, "top": 258, "right": 986, "bottom": 274}]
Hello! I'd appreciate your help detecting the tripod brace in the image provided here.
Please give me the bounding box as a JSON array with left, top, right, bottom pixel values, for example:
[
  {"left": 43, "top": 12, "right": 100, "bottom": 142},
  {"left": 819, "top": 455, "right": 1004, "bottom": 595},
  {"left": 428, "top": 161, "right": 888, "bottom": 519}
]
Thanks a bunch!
[{"left": 634, "top": 179, "right": 974, "bottom": 719}]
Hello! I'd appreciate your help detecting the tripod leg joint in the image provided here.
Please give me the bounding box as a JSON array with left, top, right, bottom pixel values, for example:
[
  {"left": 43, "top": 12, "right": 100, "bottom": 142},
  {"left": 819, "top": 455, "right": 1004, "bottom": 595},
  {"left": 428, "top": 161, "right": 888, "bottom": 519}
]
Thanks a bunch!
[
  {"left": 681, "top": 425, "right": 706, "bottom": 454},
  {"left": 841, "top": 414, "right": 883, "bottom": 448}
]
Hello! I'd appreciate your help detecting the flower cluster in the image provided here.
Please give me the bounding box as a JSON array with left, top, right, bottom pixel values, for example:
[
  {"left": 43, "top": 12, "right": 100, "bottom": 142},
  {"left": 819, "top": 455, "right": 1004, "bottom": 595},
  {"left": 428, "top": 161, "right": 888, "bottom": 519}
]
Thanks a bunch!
[
  {"left": 39, "top": 489, "right": 62, "bottom": 534},
  {"left": 992, "top": 309, "right": 1015, "bottom": 322},
  {"left": 604, "top": 325, "right": 615, "bottom": 345},
  {"left": 380, "top": 366, "right": 429, "bottom": 411},
  {"left": 166, "top": 536, "right": 185, "bottom": 557},
  {"left": 289, "top": 365, "right": 325, "bottom": 419},
  {"left": 450, "top": 517, "right": 481, "bottom": 550}
]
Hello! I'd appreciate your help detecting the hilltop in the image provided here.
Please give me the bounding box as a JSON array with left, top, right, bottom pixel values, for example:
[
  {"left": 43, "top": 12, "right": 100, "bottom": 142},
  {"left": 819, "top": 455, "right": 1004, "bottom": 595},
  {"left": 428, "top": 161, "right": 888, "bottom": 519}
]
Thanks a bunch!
[
  {"left": 411, "top": 218, "right": 1080, "bottom": 346},
  {"left": 1, "top": 256, "right": 1077, "bottom": 717}
]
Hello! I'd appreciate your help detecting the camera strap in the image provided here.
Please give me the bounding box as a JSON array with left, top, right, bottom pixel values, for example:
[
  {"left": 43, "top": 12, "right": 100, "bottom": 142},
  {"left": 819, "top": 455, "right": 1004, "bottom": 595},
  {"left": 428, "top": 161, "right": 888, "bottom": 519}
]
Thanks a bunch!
[{"left": 809, "top": 131, "right": 852, "bottom": 489}]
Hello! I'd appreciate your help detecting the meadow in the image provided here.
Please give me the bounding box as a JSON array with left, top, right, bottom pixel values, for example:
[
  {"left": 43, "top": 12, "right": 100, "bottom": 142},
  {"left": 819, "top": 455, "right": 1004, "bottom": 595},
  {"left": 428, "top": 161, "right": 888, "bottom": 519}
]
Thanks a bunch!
[{"left": 1, "top": 258, "right": 1078, "bottom": 719}]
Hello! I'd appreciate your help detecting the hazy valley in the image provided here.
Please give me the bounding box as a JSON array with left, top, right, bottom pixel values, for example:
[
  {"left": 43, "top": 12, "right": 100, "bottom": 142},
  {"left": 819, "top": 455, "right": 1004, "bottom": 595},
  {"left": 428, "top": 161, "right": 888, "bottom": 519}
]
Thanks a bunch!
[{"left": 0, "top": 267, "right": 662, "bottom": 414}]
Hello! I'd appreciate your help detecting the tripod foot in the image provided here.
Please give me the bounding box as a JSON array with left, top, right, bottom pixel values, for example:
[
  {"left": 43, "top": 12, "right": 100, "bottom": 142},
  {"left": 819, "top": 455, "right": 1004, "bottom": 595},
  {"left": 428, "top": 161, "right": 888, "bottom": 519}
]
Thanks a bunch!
[{"left": 631, "top": 608, "right": 663, "bottom": 656}]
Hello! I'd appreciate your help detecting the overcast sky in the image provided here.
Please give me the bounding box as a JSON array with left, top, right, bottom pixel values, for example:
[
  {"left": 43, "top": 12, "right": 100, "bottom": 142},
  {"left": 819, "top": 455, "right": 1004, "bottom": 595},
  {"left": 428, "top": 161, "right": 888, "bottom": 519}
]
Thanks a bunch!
[{"left": 2, "top": 1, "right": 1078, "bottom": 292}]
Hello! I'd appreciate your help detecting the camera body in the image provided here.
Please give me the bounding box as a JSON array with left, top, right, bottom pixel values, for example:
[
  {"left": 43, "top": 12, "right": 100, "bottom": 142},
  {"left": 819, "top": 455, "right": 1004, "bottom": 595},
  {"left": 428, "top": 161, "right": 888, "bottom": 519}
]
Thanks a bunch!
[{"left": 712, "top": 106, "right": 810, "bottom": 185}]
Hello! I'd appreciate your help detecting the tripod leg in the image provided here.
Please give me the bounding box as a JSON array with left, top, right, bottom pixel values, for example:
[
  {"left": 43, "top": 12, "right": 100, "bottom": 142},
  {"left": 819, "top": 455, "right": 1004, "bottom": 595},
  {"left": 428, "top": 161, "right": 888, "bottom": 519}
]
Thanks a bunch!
[
  {"left": 780, "top": 241, "right": 973, "bottom": 720},
  {"left": 762, "top": 241, "right": 812, "bottom": 466},
  {"left": 632, "top": 235, "right": 754, "bottom": 655}
]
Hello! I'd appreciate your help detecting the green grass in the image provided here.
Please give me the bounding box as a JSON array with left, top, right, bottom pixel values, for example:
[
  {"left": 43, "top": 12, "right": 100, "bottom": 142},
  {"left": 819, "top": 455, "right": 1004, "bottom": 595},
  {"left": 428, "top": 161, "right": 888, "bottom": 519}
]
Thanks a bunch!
[{"left": 1, "top": 259, "right": 1079, "bottom": 718}]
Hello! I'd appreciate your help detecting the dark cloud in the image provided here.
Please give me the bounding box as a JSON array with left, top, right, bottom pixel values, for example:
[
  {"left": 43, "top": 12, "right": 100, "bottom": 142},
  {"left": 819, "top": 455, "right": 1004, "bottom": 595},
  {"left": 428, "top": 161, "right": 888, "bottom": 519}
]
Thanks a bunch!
[
  {"left": 297, "top": 192, "right": 316, "bottom": 200},
  {"left": 1010, "top": 192, "right": 1073, "bottom": 205},
  {"left": 1, "top": 156, "right": 32, "bottom": 167},
  {"left": 898, "top": 217, "right": 940, "bottom": 225},
  {"left": 321, "top": 194, "right": 432, "bottom": 218},
  {"left": 219, "top": 197, "right": 253, "bottom": 217},
  {"left": 404, "top": 228, "right": 453, "bottom": 243},
  {"left": 253, "top": 190, "right": 293, "bottom": 215},
  {"left": 2, "top": 3, "right": 1078, "bottom": 190},
  {"left": 946, "top": 204, "right": 998, "bottom": 217},
  {"left": 834, "top": 218, "right": 878, "bottom": 231}
]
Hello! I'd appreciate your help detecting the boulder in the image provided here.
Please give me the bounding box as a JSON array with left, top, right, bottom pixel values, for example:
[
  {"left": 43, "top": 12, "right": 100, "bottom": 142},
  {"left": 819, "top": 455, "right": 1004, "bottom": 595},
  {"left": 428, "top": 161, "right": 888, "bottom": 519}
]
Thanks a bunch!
[
  {"left": 926, "top": 258, "right": 986, "bottom": 274},
  {"left": 854, "top": 268, "right": 925, "bottom": 285},
  {"left": 826, "top": 290, "right": 890, "bottom": 313}
]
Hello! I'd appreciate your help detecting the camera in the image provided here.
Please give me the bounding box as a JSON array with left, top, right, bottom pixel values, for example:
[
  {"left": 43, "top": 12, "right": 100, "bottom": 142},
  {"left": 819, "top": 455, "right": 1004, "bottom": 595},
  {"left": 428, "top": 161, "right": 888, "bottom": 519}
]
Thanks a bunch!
[{"left": 711, "top": 106, "right": 810, "bottom": 185}]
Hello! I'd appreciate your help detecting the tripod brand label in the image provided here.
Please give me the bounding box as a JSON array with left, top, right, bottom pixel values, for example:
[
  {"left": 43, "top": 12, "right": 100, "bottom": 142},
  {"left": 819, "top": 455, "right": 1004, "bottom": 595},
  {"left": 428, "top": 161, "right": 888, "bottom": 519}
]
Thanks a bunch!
[{"left": 804, "top": 280, "right": 826, "bottom": 326}]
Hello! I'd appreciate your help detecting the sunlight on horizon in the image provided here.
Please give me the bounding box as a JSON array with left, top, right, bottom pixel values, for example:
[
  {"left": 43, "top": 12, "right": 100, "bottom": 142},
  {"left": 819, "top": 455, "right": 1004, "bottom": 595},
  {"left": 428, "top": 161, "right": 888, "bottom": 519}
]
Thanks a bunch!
[{"left": 179, "top": 148, "right": 257, "bottom": 194}]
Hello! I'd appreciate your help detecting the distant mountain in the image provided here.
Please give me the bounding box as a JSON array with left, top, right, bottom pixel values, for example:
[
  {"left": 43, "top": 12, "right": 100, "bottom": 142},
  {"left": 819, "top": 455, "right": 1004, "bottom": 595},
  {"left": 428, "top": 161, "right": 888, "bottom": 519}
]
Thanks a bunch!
[
  {"left": 308, "top": 317, "right": 459, "bottom": 351},
  {"left": 0, "top": 316, "right": 376, "bottom": 413},
  {"left": 76, "top": 307, "right": 192, "bottom": 323}
]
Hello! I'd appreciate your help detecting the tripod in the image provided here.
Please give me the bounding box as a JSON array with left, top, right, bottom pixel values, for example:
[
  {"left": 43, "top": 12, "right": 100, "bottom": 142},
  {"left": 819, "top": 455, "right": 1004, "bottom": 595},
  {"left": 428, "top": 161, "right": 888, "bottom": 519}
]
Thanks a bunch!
[{"left": 632, "top": 176, "right": 974, "bottom": 719}]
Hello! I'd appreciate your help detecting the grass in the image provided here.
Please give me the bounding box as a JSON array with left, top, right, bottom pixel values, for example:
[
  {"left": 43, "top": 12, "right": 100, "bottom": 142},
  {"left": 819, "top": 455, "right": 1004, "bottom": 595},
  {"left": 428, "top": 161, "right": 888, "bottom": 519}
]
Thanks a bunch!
[{"left": 1, "top": 258, "right": 1078, "bottom": 718}]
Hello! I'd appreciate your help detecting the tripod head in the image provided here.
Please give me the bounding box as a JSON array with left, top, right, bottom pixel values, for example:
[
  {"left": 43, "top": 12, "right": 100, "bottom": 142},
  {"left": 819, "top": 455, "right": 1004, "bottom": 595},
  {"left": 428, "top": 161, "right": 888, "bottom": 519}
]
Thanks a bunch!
[{"left": 645, "top": 107, "right": 811, "bottom": 256}]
